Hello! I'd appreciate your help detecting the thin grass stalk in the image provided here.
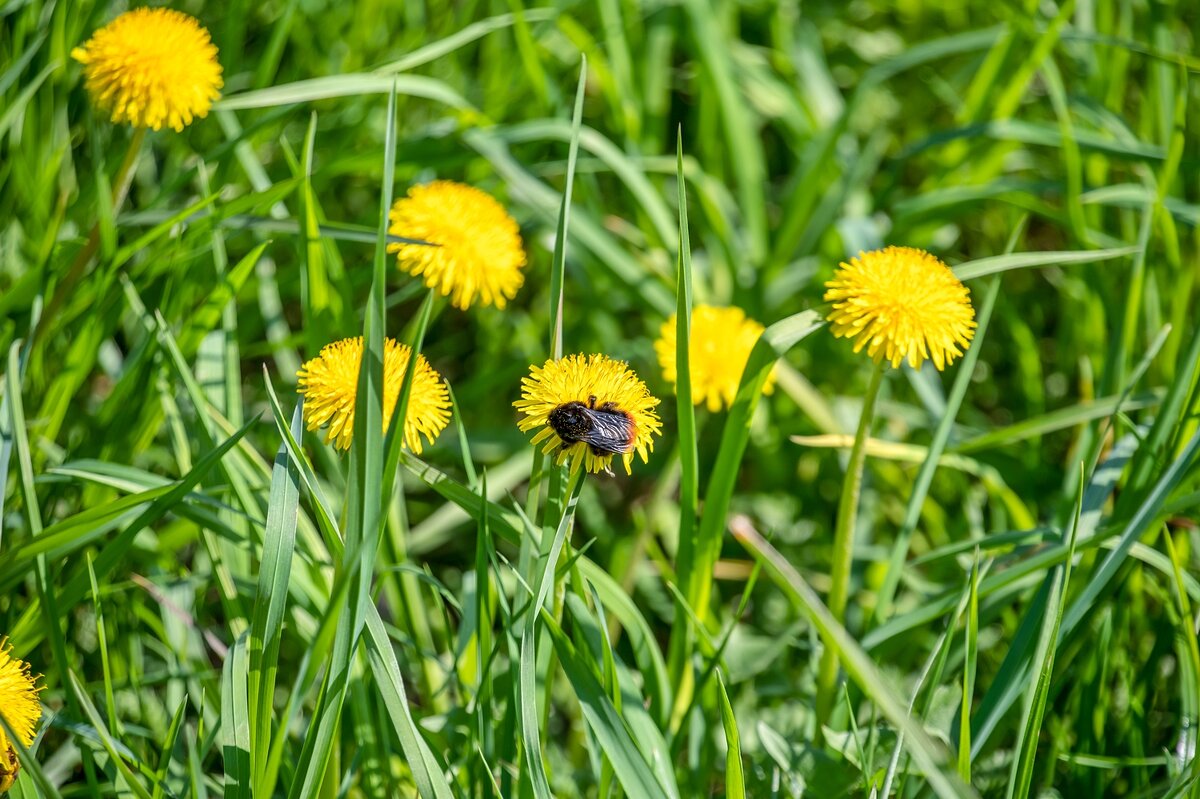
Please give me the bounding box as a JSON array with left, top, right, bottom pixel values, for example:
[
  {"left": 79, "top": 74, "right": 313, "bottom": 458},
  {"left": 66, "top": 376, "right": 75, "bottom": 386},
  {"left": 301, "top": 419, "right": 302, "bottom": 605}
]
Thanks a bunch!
[
  {"left": 525, "top": 57, "right": 586, "bottom": 530},
  {"left": 816, "top": 362, "right": 885, "bottom": 731},
  {"left": 666, "top": 135, "right": 699, "bottom": 732}
]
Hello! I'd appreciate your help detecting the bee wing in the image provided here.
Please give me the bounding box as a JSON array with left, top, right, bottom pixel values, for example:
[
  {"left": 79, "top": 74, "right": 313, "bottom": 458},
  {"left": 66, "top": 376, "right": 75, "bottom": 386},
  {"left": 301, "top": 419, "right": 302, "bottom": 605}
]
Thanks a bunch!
[{"left": 580, "top": 408, "right": 634, "bottom": 454}]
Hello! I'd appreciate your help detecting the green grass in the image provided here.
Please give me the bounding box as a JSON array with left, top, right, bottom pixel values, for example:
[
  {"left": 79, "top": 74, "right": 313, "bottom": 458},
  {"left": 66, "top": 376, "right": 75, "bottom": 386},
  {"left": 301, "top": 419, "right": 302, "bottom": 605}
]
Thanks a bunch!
[{"left": 3, "top": 1, "right": 1200, "bottom": 797}]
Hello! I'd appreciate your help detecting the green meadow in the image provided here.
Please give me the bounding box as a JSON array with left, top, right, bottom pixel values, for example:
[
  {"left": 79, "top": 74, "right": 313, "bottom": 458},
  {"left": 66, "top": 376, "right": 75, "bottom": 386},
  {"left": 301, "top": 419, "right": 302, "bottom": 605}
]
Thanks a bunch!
[{"left": 2, "top": 0, "right": 1199, "bottom": 796}]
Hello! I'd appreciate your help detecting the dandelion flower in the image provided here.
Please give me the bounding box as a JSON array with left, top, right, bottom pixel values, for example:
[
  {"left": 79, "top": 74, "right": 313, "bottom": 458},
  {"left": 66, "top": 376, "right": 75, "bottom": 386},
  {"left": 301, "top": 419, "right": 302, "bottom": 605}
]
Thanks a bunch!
[
  {"left": 655, "top": 304, "right": 772, "bottom": 412},
  {"left": 824, "top": 246, "right": 976, "bottom": 370},
  {"left": 72, "top": 8, "right": 223, "bottom": 132},
  {"left": 515, "top": 354, "right": 662, "bottom": 475},
  {"left": 0, "top": 638, "right": 42, "bottom": 793},
  {"left": 297, "top": 337, "right": 451, "bottom": 454},
  {"left": 388, "top": 181, "right": 527, "bottom": 310}
]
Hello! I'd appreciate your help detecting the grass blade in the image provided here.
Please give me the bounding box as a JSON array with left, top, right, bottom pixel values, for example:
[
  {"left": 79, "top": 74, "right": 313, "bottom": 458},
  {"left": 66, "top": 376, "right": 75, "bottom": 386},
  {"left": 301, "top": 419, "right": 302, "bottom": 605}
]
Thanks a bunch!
[
  {"left": 685, "top": 311, "right": 824, "bottom": 627},
  {"left": 666, "top": 134, "right": 700, "bottom": 728},
  {"left": 221, "top": 632, "right": 252, "bottom": 799},
  {"left": 716, "top": 670, "right": 745, "bottom": 799},
  {"left": 953, "top": 246, "right": 1137, "bottom": 281},
  {"left": 518, "top": 473, "right": 585, "bottom": 799},
  {"left": 958, "top": 551, "right": 980, "bottom": 783},
  {"left": 68, "top": 671, "right": 154, "bottom": 799},
  {"left": 248, "top": 402, "right": 303, "bottom": 797},
  {"left": 733, "top": 525, "right": 977, "bottom": 799},
  {"left": 543, "top": 609, "right": 672, "bottom": 799},
  {"left": 1008, "top": 468, "right": 1083, "bottom": 799},
  {"left": 217, "top": 74, "right": 472, "bottom": 111},
  {"left": 363, "top": 607, "right": 456, "bottom": 799}
]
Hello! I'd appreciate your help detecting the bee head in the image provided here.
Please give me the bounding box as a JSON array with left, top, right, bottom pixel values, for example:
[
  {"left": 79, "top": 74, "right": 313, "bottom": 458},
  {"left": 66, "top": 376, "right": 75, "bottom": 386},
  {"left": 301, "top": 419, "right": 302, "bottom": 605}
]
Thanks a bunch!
[{"left": 548, "top": 401, "right": 593, "bottom": 443}]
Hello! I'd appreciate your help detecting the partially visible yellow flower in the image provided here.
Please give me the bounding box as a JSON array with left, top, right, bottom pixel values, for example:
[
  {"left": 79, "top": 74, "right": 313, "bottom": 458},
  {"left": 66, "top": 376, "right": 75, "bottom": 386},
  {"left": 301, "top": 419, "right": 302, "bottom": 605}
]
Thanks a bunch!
[
  {"left": 514, "top": 354, "right": 662, "bottom": 475},
  {"left": 655, "top": 304, "right": 773, "bottom": 412},
  {"left": 297, "top": 337, "right": 451, "bottom": 454},
  {"left": 0, "top": 638, "right": 42, "bottom": 793},
  {"left": 387, "top": 181, "right": 527, "bottom": 310},
  {"left": 72, "top": 8, "right": 223, "bottom": 132},
  {"left": 824, "top": 246, "right": 976, "bottom": 370}
]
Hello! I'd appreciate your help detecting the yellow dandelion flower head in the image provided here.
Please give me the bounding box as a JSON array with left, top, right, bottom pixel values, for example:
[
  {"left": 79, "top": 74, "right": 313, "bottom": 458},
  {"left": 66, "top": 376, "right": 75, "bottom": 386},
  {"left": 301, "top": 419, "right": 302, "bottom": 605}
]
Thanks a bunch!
[
  {"left": 71, "top": 7, "right": 223, "bottom": 132},
  {"left": 514, "top": 354, "right": 662, "bottom": 475},
  {"left": 297, "top": 337, "right": 451, "bottom": 454},
  {"left": 0, "top": 637, "right": 42, "bottom": 793},
  {"left": 655, "top": 304, "right": 774, "bottom": 412},
  {"left": 824, "top": 246, "right": 977, "bottom": 370},
  {"left": 387, "top": 181, "right": 527, "bottom": 310}
]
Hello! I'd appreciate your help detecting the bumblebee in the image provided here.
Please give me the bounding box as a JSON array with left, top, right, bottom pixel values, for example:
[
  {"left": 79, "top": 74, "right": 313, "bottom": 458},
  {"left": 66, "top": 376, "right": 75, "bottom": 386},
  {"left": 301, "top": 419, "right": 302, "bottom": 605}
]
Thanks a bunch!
[{"left": 548, "top": 395, "right": 636, "bottom": 456}]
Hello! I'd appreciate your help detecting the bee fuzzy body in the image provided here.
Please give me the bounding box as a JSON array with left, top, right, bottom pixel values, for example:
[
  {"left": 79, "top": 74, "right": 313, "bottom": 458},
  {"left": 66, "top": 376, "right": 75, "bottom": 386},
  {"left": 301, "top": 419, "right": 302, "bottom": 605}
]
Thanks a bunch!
[{"left": 547, "top": 396, "right": 637, "bottom": 457}]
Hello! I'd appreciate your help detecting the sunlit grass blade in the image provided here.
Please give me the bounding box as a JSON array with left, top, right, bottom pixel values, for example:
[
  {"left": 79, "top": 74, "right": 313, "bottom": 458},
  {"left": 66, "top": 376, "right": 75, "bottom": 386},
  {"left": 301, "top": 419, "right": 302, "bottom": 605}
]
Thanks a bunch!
[
  {"left": 151, "top": 696, "right": 188, "bottom": 799},
  {"left": 489, "top": 121, "right": 675, "bottom": 246},
  {"left": 665, "top": 133, "right": 699, "bottom": 729},
  {"left": 952, "top": 246, "right": 1138, "bottom": 280},
  {"left": 217, "top": 74, "right": 472, "bottom": 111},
  {"left": 5, "top": 338, "right": 73, "bottom": 694},
  {"left": 402, "top": 445, "right": 675, "bottom": 726},
  {"left": 0, "top": 483, "right": 168, "bottom": 588},
  {"left": 262, "top": 369, "right": 342, "bottom": 549},
  {"left": 1121, "top": 320, "right": 1200, "bottom": 501},
  {"left": 84, "top": 553, "right": 120, "bottom": 736},
  {"left": 525, "top": 56, "right": 585, "bottom": 526},
  {"left": 957, "top": 550, "right": 980, "bottom": 783},
  {"left": 684, "top": 310, "right": 823, "bottom": 630},
  {"left": 518, "top": 473, "right": 585, "bottom": 799},
  {"left": 880, "top": 565, "right": 985, "bottom": 798},
  {"left": 374, "top": 10, "right": 557, "bottom": 73},
  {"left": 68, "top": 671, "right": 155, "bottom": 799},
  {"left": 363, "top": 606, "right": 456, "bottom": 799},
  {"left": 543, "top": 608, "right": 672, "bottom": 799},
  {"left": 447, "top": 383, "right": 478, "bottom": 488},
  {"left": 716, "top": 670, "right": 745, "bottom": 799},
  {"left": 381, "top": 289, "right": 434, "bottom": 510},
  {"left": 953, "top": 389, "right": 1163, "bottom": 454},
  {"left": 298, "top": 112, "right": 339, "bottom": 351},
  {"left": 1008, "top": 467, "right": 1083, "bottom": 799},
  {"left": 733, "top": 525, "right": 977, "bottom": 799},
  {"left": 467, "top": 472, "right": 493, "bottom": 695},
  {"left": 1163, "top": 528, "right": 1200, "bottom": 792},
  {"left": 1064, "top": 426, "right": 1200, "bottom": 633},
  {"left": 549, "top": 57, "right": 586, "bottom": 361},
  {"left": 248, "top": 401, "right": 303, "bottom": 797},
  {"left": 221, "top": 632, "right": 252, "bottom": 799},
  {"left": 565, "top": 587, "right": 679, "bottom": 799}
]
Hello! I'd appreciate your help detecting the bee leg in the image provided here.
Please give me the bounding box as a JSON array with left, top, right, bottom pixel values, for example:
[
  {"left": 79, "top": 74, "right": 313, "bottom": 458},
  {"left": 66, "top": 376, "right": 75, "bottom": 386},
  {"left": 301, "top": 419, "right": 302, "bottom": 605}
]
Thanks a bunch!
[{"left": 587, "top": 394, "right": 597, "bottom": 409}]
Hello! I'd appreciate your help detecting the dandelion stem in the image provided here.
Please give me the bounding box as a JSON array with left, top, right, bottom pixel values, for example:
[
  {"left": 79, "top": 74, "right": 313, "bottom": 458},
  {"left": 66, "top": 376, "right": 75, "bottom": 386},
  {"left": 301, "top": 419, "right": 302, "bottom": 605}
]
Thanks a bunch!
[
  {"left": 111, "top": 127, "right": 148, "bottom": 211},
  {"left": 816, "top": 362, "right": 884, "bottom": 733}
]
